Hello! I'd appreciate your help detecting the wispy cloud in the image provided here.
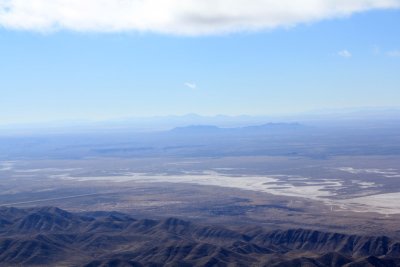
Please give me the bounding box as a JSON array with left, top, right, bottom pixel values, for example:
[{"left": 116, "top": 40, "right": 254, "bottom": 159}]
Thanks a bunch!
[
  {"left": 184, "top": 82, "right": 197, "bottom": 89},
  {"left": 338, "top": 50, "right": 352, "bottom": 58},
  {"left": 386, "top": 50, "right": 400, "bottom": 57},
  {"left": 0, "top": 0, "right": 400, "bottom": 35},
  {"left": 372, "top": 45, "right": 381, "bottom": 55}
]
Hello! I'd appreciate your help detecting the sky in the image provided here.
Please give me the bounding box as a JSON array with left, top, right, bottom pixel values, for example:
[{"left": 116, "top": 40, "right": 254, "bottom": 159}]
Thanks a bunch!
[{"left": 0, "top": 1, "right": 400, "bottom": 125}]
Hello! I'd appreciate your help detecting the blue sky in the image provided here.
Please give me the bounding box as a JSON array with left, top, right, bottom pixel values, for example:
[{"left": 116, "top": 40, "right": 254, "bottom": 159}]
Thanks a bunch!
[{"left": 0, "top": 4, "right": 400, "bottom": 125}]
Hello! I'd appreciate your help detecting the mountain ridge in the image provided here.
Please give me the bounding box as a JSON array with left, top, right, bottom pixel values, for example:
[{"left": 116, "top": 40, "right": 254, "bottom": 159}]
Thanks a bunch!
[
  {"left": 0, "top": 207, "right": 399, "bottom": 266},
  {"left": 170, "top": 122, "right": 307, "bottom": 134}
]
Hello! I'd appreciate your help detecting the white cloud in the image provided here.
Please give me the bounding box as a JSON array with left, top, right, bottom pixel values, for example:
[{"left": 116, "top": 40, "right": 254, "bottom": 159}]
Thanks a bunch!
[
  {"left": 338, "top": 49, "right": 352, "bottom": 58},
  {"left": 0, "top": 0, "right": 399, "bottom": 35},
  {"left": 184, "top": 82, "right": 197, "bottom": 89},
  {"left": 386, "top": 50, "right": 400, "bottom": 57}
]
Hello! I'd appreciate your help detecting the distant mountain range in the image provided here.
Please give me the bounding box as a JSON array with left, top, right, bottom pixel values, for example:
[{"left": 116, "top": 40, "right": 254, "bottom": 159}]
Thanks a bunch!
[
  {"left": 170, "top": 123, "right": 308, "bottom": 134},
  {"left": 0, "top": 207, "right": 399, "bottom": 266},
  {"left": 1, "top": 108, "right": 400, "bottom": 135}
]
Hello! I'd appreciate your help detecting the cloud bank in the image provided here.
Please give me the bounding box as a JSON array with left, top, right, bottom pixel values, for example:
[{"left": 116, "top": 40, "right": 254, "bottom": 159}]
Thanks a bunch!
[{"left": 0, "top": 0, "right": 399, "bottom": 35}]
